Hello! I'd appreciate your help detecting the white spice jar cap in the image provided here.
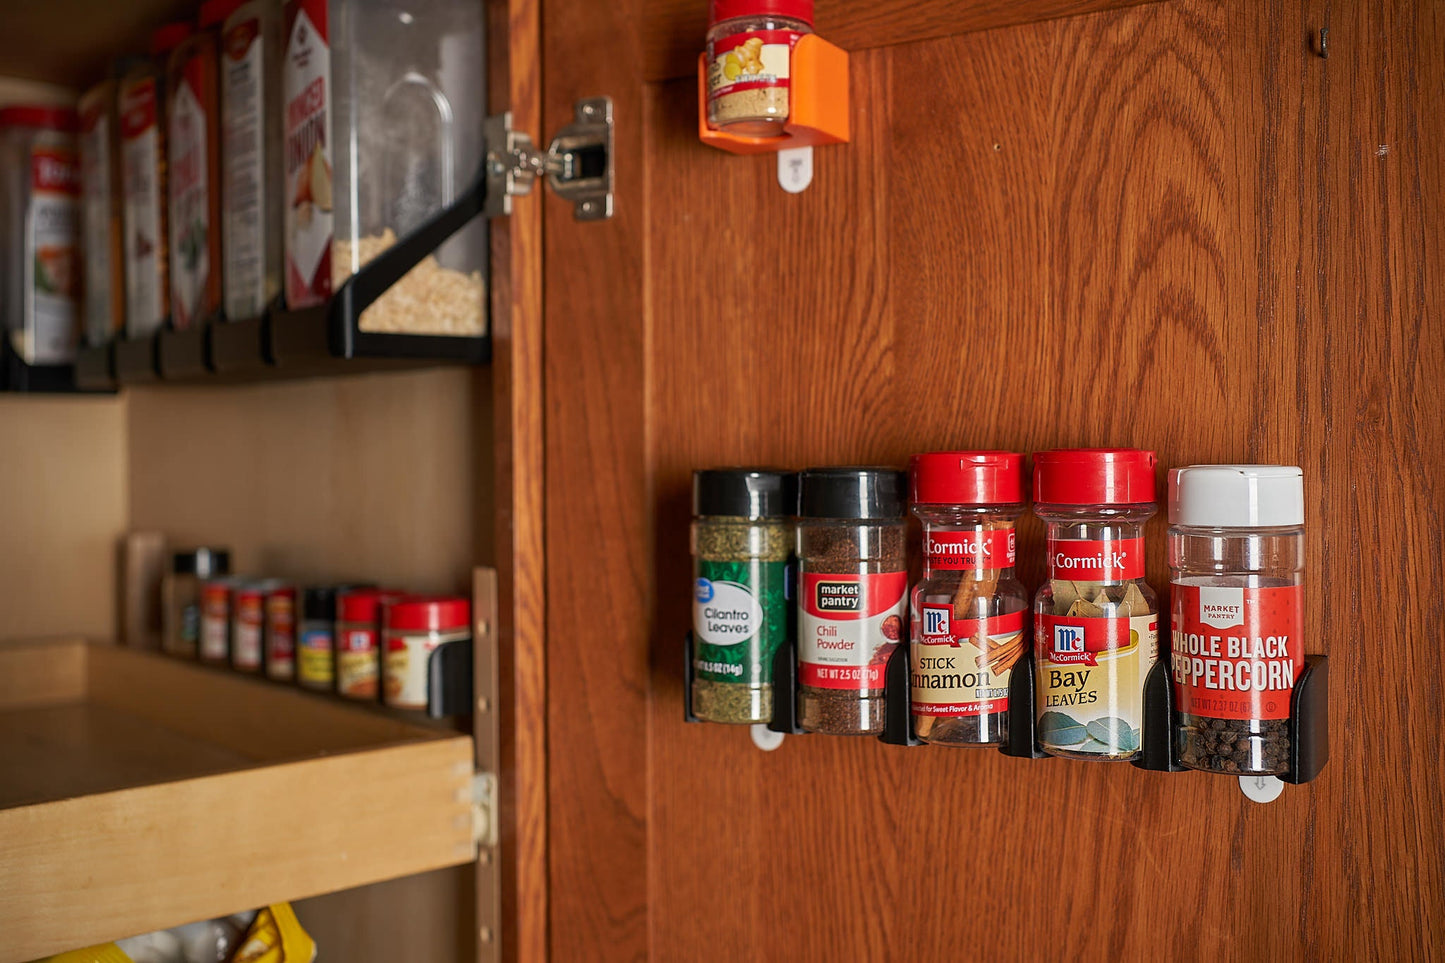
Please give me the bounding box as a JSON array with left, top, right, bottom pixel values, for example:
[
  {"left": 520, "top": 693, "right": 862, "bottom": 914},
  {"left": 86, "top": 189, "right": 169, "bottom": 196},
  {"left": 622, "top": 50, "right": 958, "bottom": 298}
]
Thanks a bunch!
[{"left": 1168, "top": 465, "right": 1305, "bottom": 528}]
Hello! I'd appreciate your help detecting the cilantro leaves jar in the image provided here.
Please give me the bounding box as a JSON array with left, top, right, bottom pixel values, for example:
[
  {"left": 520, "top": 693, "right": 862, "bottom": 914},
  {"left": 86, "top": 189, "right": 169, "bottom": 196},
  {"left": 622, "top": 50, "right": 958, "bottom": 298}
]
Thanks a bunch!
[
  {"left": 796, "top": 467, "right": 908, "bottom": 735},
  {"left": 705, "top": 0, "right": 814, "bottom": 136},
  {"left": 691, "top": 469, "right": 795, "bottom": 724},
  {"left": 1169, "top": 465, "right": 1305, "bottom": 775},
  {"left": 1033, "top": 449, "right": 1159, "bottom": 760},
  {"left": 909, "top": 452, "right": 1027, "bottom": 747}
]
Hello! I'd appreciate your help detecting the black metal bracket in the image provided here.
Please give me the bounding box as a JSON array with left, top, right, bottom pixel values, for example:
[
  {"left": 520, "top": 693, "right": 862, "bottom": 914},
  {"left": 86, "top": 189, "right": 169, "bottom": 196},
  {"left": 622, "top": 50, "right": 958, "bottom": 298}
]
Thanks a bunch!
[{"left": 427, "top": 638, "right": 474, "bottom": 718}]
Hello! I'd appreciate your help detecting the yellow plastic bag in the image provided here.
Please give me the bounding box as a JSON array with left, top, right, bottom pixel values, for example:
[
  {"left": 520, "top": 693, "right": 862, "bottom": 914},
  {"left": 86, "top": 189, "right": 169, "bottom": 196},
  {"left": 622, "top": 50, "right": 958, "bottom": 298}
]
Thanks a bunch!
[{"left": 232, "top": 903, "right": 317, "bottom": 963}]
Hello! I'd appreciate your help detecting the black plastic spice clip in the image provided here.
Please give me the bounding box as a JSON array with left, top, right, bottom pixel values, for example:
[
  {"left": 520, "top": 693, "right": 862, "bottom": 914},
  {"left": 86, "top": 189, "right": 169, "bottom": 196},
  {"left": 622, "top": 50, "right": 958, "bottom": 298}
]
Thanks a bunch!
[
  {"left": 1282, "top": 654, "right": 1328, "bottom": 784},
  {"left": 1132, "top": 659, "right": 1189, "bottom": 772},
  {"left": 879, "top": 641, "right": 921, "bottom": 746},
  {"left": 682, "top": 632, "right": 700, "bottom": 724},
  {"left": 426, "top": 637, "right": 474, "bottom": 719},
  {"left": 766, "top": 630, "right": 806, "bottom": 735},
  {"left": 999, "top": 653, "right": 1050, "bottom": 759}
]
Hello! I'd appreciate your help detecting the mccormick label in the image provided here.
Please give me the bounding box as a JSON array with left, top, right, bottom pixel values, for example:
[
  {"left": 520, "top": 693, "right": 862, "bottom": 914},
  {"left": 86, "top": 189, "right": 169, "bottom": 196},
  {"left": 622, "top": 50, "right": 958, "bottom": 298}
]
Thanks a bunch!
[
  {"left": 283, "top": 0, "right": 333, "bottom": 308},
  {"left": 222, "top": 11, "right": 269, "bottom": 319},
  {"left": 199, "top": 581, "right": 232, "bottom": 661},
  {"left": 1046, "top": 536, "right": 1145, "bottom": 582},
  {"left": 692, "top": 558, "right": 786, "bottom": 685},
  {"left": 923, "top": 527, "right": 1015, "bottom": 571},
  {"left": 120, "top": 76, "right": 166, "bottom": 336},
  {"left": 78, "top": 95, "right": 118, "bottom": 344},
  {"left": 1036, "top": 611, "right": 1157, "bottom": 755},
  {"left": 706, "top": 29, "right": 804, "bottom": 103},
  {"left": 1171, "top": 584, "right": 1303, "bottom": 720},
  {"left": 232, "top": 588, "right": 264, "bottom": 669},
  {"left": 264, "top": 587, "right": 297, "bottom": 679},
  {"left": 337, "top": 624, "right": 378, "bottom": 697},
  {"left": 911, "top": 607, "right": 1023, "bottom": 717},
  {"left": 169, "top": 49, "right": 212, "bottom": 328},
  {"left": 798, "top": 570, "right": 907, "bottom": 691},
  {"left": 20, "top": 143, "right": 80, "bottom": 364}
]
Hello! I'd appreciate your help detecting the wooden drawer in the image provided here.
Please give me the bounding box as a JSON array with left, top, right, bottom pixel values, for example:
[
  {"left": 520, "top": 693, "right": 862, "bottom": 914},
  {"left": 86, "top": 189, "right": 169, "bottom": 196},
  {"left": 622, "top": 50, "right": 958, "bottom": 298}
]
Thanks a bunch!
[{"left": 0, "top": 640, "right": 475, "bottom": 962}]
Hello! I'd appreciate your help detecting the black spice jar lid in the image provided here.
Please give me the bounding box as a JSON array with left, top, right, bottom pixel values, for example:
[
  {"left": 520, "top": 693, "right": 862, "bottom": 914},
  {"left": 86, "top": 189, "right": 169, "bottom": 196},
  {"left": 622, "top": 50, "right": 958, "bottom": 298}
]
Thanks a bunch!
[
  {"left": 173, "top": 547, "right": 231, "bottom": 578},
  {"left": 693, "top": 469, "right": 797, "bottom": 519},
  {"left": 798, "top": 467, "right": 907, "bottom": 520},
  {"left": 303, "top": 586, "right": 339, "bottom": 620}
]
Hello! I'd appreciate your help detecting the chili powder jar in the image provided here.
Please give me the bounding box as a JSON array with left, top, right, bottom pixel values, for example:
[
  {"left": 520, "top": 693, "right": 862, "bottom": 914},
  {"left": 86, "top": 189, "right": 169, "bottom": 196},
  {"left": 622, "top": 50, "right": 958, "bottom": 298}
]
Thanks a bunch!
[
  {"left": 1033, "top": 449, "right": 1159, "bottom": 760},
  {"left": 909, "top": 452, "right": 1027, "bottom": 747},
  {"left": 796, "top": 467, "right": 907, "bottom": 735},
  {"left": 690, "top": 469, "right": 795, "bottom": 725},
  {"left": 1169, "top": 465, "right": 1305, "bottom": 775},
  {"left": 705, "top": 0, "right": 814, "bottom": 136}
]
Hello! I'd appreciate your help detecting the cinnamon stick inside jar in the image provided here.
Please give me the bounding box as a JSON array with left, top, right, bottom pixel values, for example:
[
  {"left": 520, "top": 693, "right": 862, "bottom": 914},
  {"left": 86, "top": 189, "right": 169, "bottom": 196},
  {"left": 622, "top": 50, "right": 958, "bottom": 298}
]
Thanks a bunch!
[
  {"left": 908, "top": 452, "right": 1027, "bottom": 747},
  {"left": 795, "top": 467, "right": 908, "bottom": 736}
]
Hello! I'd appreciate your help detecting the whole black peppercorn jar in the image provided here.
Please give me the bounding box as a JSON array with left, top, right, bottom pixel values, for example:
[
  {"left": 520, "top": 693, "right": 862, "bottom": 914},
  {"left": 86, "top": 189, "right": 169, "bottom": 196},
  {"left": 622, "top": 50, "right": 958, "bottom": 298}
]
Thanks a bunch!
[
  {"left": 1169, "top": 465, "right": 1305, "bottom": 775},
  {"left": 796, "top": 467, "right": 908, "bottom": 735},
  {"left": 691, "top": 469, "right": 796, "bottom": 724},
  {"left": 908, "top": 452, "right": 1027, "bottom": 747}
]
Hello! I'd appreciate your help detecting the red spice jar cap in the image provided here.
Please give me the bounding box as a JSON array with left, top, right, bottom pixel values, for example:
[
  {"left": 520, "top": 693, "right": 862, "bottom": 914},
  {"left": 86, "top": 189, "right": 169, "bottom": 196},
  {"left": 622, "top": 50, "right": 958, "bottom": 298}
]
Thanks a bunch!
[
  {"left": 387, "top": 596, "right": 471, "bottom": 632},
  {"left": 200, "top": 0, "right": 246, "bottom": 29},
  {"left": 0, "top": 105, "right": 78, "bottom": 131},
  {"left": 910, "top": 451, "right": 1024, "bottom": 506},
  {"left": 709, "top": 0, "right": 814, "bottom": 26},
  {"left": 150, "top": 22, "right": 194, "bottom": 56},
  {"left": 1033, "top": 448, "right": 1157, "bottom": 506}
]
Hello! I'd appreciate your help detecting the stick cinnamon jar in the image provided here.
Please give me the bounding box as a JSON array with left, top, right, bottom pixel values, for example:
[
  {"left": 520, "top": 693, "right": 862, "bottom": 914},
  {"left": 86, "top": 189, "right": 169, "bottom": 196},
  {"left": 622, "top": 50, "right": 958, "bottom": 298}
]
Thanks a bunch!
[
  {"left": 795, "top": 467, "right": 907, "bottom": 735},
  {"left": 908, "top": 452, "right": 1027, "bottom": 747}
]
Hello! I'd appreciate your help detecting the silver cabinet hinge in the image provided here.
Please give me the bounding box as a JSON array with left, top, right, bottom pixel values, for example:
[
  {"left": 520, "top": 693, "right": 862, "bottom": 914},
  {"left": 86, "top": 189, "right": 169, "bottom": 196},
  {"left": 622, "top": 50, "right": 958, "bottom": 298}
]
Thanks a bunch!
[
  {"left": 485, "top": 97, "right": 614, "bottom": 221},
  {"left": 472, "top": 771, "right": 498, "bottom": 849}
]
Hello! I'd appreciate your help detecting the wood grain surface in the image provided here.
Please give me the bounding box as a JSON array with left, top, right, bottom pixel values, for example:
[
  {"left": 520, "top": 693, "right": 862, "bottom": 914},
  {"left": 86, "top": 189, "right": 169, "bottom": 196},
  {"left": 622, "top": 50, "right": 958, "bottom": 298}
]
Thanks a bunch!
[
  {"left": 641, "top": 0, "right": 1163, "bottom": 81},
  {"left": 544, "top": 0, "right": 1443, "bottom": 957},
  {"left": 488, "top": 0, "right": 550, "bottom": 957}
]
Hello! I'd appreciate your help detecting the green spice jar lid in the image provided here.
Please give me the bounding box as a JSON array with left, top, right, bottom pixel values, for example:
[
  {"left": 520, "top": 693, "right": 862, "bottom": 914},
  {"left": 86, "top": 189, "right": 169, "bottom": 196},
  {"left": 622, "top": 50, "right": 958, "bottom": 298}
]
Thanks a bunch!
[
  {"left": 693, "top": 469, "right": 797, "bottom": 518},
  {"left": 798, "top": 467, "right": 907, "bottom": 520}
]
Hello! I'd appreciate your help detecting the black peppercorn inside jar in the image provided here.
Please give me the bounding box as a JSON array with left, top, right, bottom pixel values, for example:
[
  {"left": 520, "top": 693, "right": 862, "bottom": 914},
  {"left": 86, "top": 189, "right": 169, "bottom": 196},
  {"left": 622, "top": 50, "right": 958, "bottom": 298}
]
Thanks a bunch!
[
  {"left": 796, "top": 467, "right": 908, "bottom": 735},
  {"left": 1169, "top": 465, "right": 1305, "bottom": 775},
  {"left": 691, "top": 469, "right": 796, "bottom": 724}
]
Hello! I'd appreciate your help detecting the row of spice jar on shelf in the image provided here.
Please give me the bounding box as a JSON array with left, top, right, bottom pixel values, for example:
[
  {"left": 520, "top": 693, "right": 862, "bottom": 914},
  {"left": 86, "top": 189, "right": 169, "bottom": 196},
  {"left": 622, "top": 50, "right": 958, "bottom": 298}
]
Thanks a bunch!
[
  {"left": 1, "top": 0, "right": 486, "bottom": 370},
  {"left": 162, "top": 546, "right": 470, "bottom": 711},
  {"left": 689, "top": 451, "right": 1309, "bottom": 776}
]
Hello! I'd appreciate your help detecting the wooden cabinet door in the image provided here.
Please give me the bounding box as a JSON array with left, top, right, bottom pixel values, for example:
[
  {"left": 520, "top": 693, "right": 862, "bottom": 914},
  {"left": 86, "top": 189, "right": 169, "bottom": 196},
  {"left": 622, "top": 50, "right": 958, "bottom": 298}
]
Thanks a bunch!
[{"left": 537, "top": 0, "right": 1444, "bottom": 958}]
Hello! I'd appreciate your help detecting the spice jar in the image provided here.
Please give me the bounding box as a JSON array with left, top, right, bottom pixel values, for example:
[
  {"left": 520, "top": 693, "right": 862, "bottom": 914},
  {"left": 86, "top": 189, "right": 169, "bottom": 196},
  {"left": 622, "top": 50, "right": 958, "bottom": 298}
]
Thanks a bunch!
[
  {"left": 1033, "top": 449, "right": 1158, "bottom": 760},
  {"left": 297, "top": 586, "right": 339, "bottom": 690},
  {"left": 383, "top": 596, "right": 470, "bottom": 710},
  {"left": 796, "top": 467, "right": 907, "bottom": 735},
  {"left": 337, "top": 588, "right": 403, "bottom": 699},
  {"left": 121, "top": 23, "right": 190, "bottom": 338},
  {"left": 909, "top": 452, "right": 1027, "bottom": 747},
  {"left": 162, "top": 547, "right": 231, "bottom": 658},
  {"left": 166, "top": 1, "right": 226, "bottom": 329},
  {"left": 283, "top": 0, "right": 486, "bottom": 336},
  {"left": 705, "top": 0, "right": 814, "bottom": 136},
  {"left": 78, "top": 81, "right": 126, "bottom": 346},
  {"left": 690, "top": 469, "right": 795, "bottom": 724},
  {"left": 1169, "top": 465, "right": 1305, "bottom": 775},
  {"left": 230, "top": 580, "right": 266, "bottom": 671},
  {"left": 1, "top": 106, "right": 80, "bottom": 365},
  {"left": 199, "top": 576, "right": 237, "bottom": 663},
  {"left": 220, "top": 0, "right": 283, "bottom": 321},
  {"left": 263, "top": 581, "right": 298, "bottom": 681}
]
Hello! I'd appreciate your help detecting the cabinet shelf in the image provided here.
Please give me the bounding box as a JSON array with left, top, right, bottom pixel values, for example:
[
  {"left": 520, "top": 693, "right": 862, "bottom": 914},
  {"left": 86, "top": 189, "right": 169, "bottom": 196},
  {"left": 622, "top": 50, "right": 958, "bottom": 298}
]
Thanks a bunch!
[{"left": 0, "top": 639, "right": 476, "bottom": 962}]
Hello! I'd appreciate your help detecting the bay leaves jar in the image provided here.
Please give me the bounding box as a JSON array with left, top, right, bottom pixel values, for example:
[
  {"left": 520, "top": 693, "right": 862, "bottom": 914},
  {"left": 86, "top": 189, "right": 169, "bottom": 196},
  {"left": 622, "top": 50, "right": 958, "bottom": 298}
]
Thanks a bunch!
[{"left": 690, "top": 469, "right": 796, "bottom": 724}]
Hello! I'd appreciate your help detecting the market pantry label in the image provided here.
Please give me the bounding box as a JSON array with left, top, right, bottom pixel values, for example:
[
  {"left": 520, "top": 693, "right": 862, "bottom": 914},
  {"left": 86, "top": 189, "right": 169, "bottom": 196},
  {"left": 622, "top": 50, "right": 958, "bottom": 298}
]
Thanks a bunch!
[
  {"left": 799, "top": 571, "right": 906, "bottom": 690},
  {"left": 1171, "top": 584, "right": 1302, "bottom": 720}
]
